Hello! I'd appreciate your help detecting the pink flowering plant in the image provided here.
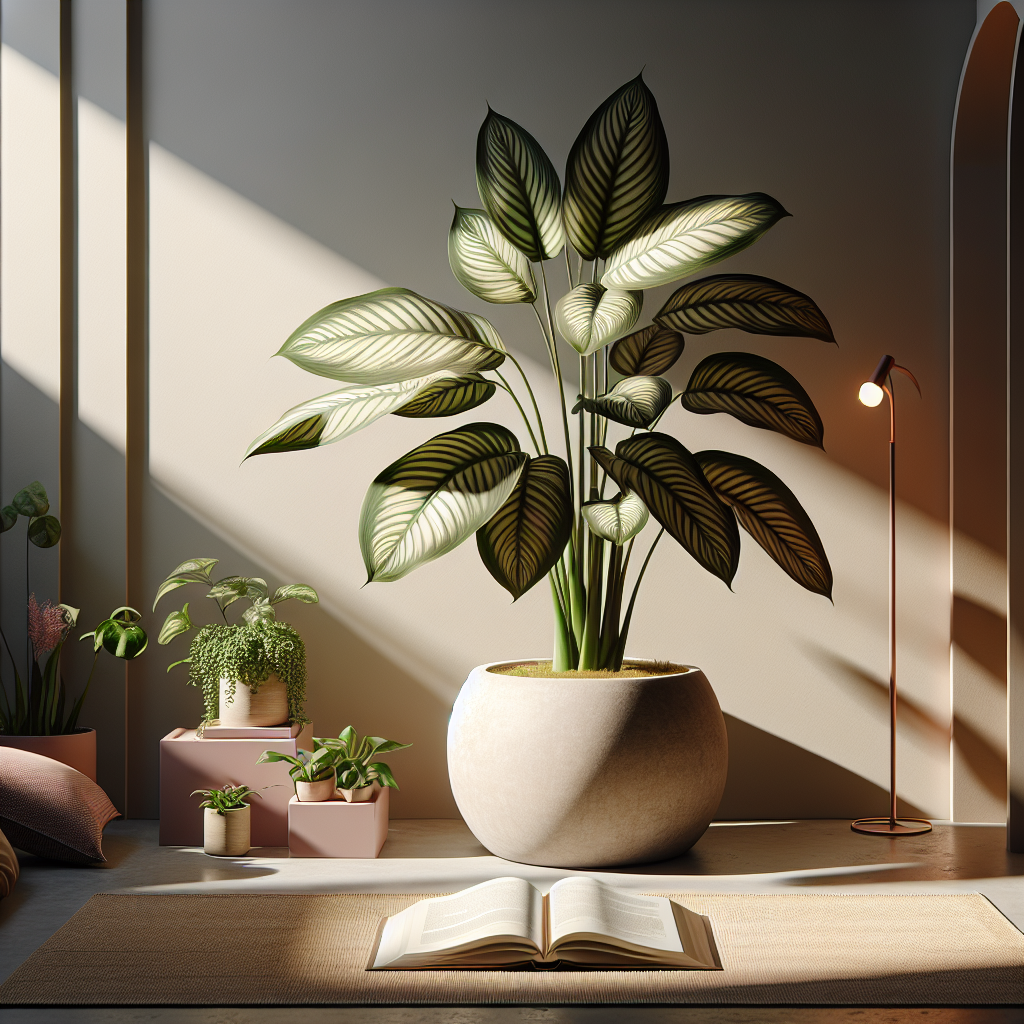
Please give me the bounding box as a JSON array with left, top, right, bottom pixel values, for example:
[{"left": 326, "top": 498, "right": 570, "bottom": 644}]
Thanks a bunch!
[{"left": 0, "top": 481, "right": 149, "bottom": 736}]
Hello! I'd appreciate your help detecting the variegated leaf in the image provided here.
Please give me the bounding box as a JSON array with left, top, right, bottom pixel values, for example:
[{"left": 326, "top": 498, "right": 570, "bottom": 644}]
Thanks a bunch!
[
  {"left": 563, "top": 74, "right": 669, "bottom": 261},
  {"left": 208, "top": 576, "right": 269, "bottom": 613},
  {"left": 392, "top": 373, "right": 496, "bottom": 418},
  {"left": 656, "top": 274, "right": 835, "bottom": 343},
  {"left": 152, "top": 557, "right": 219, "bottom": 610},
  {"left": 696, "top": 450, "right": 832, "bottom": 598},
  {"left": 245, "top": 376, "right": 446, "bottom": 458},
  {"left": 609, "top": 323, "right": 685, "bottom": 377},
  {"left": 554, "top": 283, "right": 643, "bottom": 356},
  {"left": 582, "top": 490, "right": 649, "bottom": 546},
  {"left": 590, "top": 433, "right": 739, "bottom": 585},
  {"left": 158, "top": 604, "right": 193, "bottom": 645},
  {"left": 448, "top": 206, "right": 537, "bottom": 303},
  {"left": 477, "top": 455, "right": 572, "bottom": 600},
  {"left": 277, "top": 287, "right": 506, "bottom": 385},
  {"left": 359, "top": 423, "right": 527, "bottom": 583},
  {"left": 574, "top": 375, "right": 673, "bottom": 428},
  {"left": 476, "top": 109, "right": 564, "bottom": 262},
  {"left": 681, "top": 352, "right": 824, "bottom": 448},
  {"left": 602, "top": 193, "right": 789, "bottom": 290},
  {"left": 271, "top": 584, "right": 319, "bottom": 605}
]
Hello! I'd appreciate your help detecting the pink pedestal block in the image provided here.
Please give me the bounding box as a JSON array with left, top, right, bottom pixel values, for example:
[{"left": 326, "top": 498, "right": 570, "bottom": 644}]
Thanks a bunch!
[
  {"left": 159, "top": 725, "right": 312, "bottom": 847},
  {"left": 287, "top": 788, "right": 389, "bottom": 858}
]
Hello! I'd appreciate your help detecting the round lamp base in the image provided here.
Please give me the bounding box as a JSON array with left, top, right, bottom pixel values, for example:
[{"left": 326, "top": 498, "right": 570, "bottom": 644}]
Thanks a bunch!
[{"left": 851, "top": 817, "right": 932, "bottom": 836}]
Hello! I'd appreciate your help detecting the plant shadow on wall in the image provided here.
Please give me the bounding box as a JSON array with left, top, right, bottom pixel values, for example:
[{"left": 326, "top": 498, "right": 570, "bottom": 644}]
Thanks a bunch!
[{"left": 248, "top": 75, "right": 841, "bottom": 867}]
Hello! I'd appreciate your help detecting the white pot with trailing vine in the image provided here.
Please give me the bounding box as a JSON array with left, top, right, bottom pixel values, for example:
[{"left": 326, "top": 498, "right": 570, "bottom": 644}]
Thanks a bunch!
[
  {"left": 248, "top": 76, "right": 835, "bottom": 867},
  {"left": 154, "top": 559, "right": 318, "bottom": 734},
  {"left": 192, "top": 783, "right": 267, "bottom": 856}
]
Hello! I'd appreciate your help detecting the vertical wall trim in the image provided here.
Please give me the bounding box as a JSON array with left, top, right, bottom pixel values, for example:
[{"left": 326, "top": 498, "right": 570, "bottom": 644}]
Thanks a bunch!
[{"left": 125, "top": 0, "right": 147, "bottom": 818}]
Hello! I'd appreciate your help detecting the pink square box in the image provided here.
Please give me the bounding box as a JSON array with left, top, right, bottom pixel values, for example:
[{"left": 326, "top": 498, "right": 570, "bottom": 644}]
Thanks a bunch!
[{"left": 287, "top": 788, "right": 389, "bottom": 858}]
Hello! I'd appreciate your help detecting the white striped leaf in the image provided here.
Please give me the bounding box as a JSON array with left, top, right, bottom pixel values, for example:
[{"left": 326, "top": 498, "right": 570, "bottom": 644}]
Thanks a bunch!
[
  {"left": 656, "top": 274, "right": 835, "bottom": 343},
  {"left": 477, "top": 455, "right": 572, "bottom": 600},
  {"left": 271, "top": 584, "right": 319, "bottom": 605},
  {"left": 476, "top": 109, "right": 564, "bottom": 262},
  {"left": 582, "top": 490, "right": 649, "bottom": 546},
  {"left": 681, "top": 352, "right": 824, "bottom": 448},
  {"left": 245, "top": 376, "right": 446, "bottom": 458},
  {"left": 448, "top": 206, "right": 537, "bottom": 303},
  {"left": 152, "top": 558, "right": 219, "bottom": 611},
  {"left": 359, "top": 423, "right": 527, "bottom": 583},
  {"left": 602, "top": 193, "right": 789, "bottom": 290},
  {"left": 554, "top": 283, "right": 643, "bottom": 356},
  {"left": 609, "top": 323, "right": 685, "bottom": 377},
  {"left": 590, "top": 433, "right": 739, "bottom": 585},
  {"left": 696, "top": 450, "right": 832, "bottom": 598},
  {"left": 574, "top": 375, "right": 673, "bottom": 428},
  {"left": 277, "top": 287, "right": 506, "bottom": 385},
  {"left": 392, "top": 373, "right": 496, "bottom": 418},
  {"left": 563, "top": 74, "right": 669, "bottom": 261}
]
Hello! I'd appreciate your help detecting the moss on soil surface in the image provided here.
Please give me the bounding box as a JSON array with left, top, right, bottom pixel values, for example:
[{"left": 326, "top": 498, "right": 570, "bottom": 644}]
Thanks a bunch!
[{"left": 489, "top": 660, "right": 688, "bottom": 679}]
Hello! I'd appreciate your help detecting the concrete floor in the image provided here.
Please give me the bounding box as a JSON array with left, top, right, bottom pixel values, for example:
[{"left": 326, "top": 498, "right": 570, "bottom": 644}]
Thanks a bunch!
[{"left": 0, "top": 819, "right": 1021, "bottom": 1024}]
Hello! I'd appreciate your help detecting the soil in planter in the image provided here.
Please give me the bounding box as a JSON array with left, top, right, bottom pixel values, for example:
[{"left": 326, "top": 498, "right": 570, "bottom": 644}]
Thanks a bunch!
[{"left": 489, "top": 660, "right": 688, "bottom": 679}]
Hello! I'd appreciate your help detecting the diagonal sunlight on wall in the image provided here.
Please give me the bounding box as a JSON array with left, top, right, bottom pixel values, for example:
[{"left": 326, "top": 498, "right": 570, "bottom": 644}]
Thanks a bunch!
[{"left": 148, "top": 144, "right": 957, "bottom": 818}]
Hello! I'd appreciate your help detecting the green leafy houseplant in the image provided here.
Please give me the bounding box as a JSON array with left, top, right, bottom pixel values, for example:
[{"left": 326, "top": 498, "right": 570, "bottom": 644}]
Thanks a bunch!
[
  {"left": 0, "top": 481, "right": 148, "bottom": 735},
  {"left": 317, "top": 726, "right": 412, "bottom": 792},
  {"left": 256, "top": 742, "right": 337, "bottom": 784},
  {"left": 154, "top": 558, "right": 318, "bottom": 731},
  {"left": 248, "top": 75, "right": 834, "bottom": 672},
  {"left": 191, "top": 783, "right": 267, "bottom": 814}
]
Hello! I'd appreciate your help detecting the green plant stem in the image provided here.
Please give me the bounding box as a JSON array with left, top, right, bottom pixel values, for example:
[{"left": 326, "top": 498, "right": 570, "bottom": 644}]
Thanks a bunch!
[
  {"left": 613, "top": 528, "right": 665, "bottom": 670},
  {"left": 549, "top": 576, "right": 573, "bottom": 672},
  {"left": 535, "top": 268, "right": 575, "bottom": 501},
  {"left": 494, "top": 373, "right": 542, "bottom": 455},
  {"left": 598, "top": 544, "right": 624, "bottom": 668},
  {"left": 505, "top": 353, "right": 549, "bottom": 454},
  {"left": 65, "top": 650, "right": 100, "bottom": 733}
]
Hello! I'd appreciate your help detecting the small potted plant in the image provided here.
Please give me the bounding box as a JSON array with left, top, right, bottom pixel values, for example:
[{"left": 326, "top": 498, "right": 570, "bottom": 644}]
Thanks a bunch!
[
  {"left": 256, "top": 742, "right": 337, "bottom": 801},
  {"left": 154, "top": 558, "right": 318, "bottom": 734},
  {"left": 317, "top": 726, "right": 411, "bottom": 802},
  {"left": 191, "top": 783, "right": 266, "bottom": 856}
]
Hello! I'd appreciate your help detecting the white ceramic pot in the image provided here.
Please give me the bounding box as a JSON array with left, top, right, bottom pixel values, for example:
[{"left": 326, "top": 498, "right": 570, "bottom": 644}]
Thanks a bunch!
[
  {"left": 295, "top": 771, "right": 337, "bottom": 802},
  {"left": 203, "top": 805, "right": 250, "bottom": 856},
  {"left": 447, "top": 660, "right": 728, "bottom": 868},
  {"left": 218, "top": 674, "right": 288, "bottom": 728},
  {"left": 338, "top": 782, "right": 379, "bottom": 803}
]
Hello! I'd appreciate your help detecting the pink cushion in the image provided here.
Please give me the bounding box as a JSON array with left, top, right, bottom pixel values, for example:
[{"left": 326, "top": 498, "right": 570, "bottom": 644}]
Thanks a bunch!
[
  {"left": 0, "top": 825, "right": 17, "bottom": 896},
  {"left": 0, "top": 747, "right": 119, "bottom": 864}
]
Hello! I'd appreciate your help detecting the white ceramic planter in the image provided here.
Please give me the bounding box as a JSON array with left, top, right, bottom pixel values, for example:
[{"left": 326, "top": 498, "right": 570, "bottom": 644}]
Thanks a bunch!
[
  {"left": 447, "top": 660, "right": 728, "bottom": 868},
  {"left": 218, "top": 674, "right": 288, "bottom": 728},
  {"left": 203, "top": 805, "right": 250, "bottom": 856},
  {"left": 295, "top": 771, "right": 336, "bottom": 802},
  {"left": 338, "top": 782, "right": 379, "bottom": 803}
]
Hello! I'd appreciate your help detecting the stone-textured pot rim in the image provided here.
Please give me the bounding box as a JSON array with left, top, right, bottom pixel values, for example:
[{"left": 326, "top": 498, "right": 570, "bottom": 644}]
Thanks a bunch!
[{"left": 481, "top": 658, "right": 701, "bottom": 680}]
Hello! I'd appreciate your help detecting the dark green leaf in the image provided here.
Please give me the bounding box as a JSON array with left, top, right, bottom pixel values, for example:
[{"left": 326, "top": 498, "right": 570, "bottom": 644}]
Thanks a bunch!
[
  {"left": 27, "top": 515, "right": 61, "bottom": 548},
  {"left": 393, "top": 373, "right": 496, "bottom": 418},
  {"left": 13, "top": 481, "right": 49, "bottom": 517},
  {"left": 1, "top": 506, "right": 17, "bottom": 532},
  {"left": 609, "top": 324, "right": 685, "bottom": 377}
]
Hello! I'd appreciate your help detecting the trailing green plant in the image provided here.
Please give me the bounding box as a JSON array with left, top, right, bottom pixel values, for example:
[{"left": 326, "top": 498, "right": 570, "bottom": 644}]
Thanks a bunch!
[
  {"left": 154, "top": 558, "right": 318, "bottom": 730},
  {"left": 247, "top": 75, "right": 834, "bottom": 671},
  {"left": 317, "top": 726, "right": 411, "bottom": 791},
  {"left": 256, "top": 742, "right": 336, "bottom": 784},
  {"left": 191, "top": 783, "right": 269, "bottom": 814},
  {"left": 0, "top": 481, "right": 148, "bottom": 735}
]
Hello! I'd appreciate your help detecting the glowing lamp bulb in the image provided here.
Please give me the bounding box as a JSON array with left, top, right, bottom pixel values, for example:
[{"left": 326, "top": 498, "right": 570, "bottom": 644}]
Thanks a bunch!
[{"left": 859, "top": 381, "right": 884, "bottom": 407}]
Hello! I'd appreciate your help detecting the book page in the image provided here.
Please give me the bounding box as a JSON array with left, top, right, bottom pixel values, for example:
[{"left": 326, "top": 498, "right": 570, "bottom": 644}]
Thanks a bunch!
[{"left": 547, "top": 877, "right": 683, "bottom": 954}]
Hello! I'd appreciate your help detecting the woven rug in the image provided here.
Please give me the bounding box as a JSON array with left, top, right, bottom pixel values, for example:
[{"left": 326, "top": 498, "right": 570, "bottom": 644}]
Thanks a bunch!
[{"left": 1, "top": 892, "right": 1020, "bottom": 1007}]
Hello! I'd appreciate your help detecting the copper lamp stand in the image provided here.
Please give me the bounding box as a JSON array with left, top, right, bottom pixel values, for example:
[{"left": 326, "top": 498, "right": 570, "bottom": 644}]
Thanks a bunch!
[{"left": 852, "top": 355, "right": 932, "bottom": 837}]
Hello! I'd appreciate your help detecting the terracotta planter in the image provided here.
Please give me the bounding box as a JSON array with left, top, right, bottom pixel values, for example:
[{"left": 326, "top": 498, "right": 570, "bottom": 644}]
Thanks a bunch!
[
  {"left": 218, "top": 674, "right": 288, "bottom": 728},
  {"left": 203, "top": 805, "right": 250, "bottom": 856},
  {"left": 295, "top": 770, "right": 336, "bottom": 802},
  {"left": 447, "top": 660, "right": 728, "bottom": 868},
  {"left": 338, "top": 781, "right": 379, "bottom": 803},
  {"left": 0, "top": 728, "right": 97, "bottom": 781}
]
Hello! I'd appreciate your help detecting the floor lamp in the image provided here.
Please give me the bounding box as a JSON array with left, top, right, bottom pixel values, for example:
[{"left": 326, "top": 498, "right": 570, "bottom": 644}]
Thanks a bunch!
[{"left": 852, "top": 355, "right": 933, "bottom": 837}]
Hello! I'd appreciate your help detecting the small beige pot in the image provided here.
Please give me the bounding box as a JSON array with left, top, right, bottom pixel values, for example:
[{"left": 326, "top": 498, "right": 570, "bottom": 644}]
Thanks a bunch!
[
  {"left": 218, "top": 674, "right": 288, "bottom": 728},
  {"left": 338, "top": 782, "right": 379, "bottom": 803},
  {"left": 203, "top": 805, "right": 250, "bottom": 856},
  {"left": 295, "top": 771, "right": 337, "bottom": 802}
]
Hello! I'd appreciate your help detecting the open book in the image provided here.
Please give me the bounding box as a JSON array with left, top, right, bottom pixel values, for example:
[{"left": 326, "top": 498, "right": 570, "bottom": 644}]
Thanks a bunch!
[{"left": 368, "top": 876, "right": 721, "bottom": 970}]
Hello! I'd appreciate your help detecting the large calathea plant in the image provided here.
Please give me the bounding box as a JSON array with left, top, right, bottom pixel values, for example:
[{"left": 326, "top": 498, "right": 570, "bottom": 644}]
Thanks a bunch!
[{"left": 247, "top": 75, "right": 835, "bottom": 672}]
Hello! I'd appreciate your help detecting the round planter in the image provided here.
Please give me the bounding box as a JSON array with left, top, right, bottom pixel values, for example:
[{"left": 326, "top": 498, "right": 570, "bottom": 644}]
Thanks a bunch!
[
  {"left": 447, "top": 660, "right": 728, "bottom": 868},
  {"left": 218, "top": 674, "right": 288, "bottom": 728},
  {"left": 203, "top": 805, "right": 250, "bottom": 856},
  {"left": 295, "top": 771, "right": 337, "bottom": 802},
  {"left": 0, "top": 728, "right": 97, "bottom": 781},
  {"left": 338, "top": 782, "right": 378, "bottom": 803}
]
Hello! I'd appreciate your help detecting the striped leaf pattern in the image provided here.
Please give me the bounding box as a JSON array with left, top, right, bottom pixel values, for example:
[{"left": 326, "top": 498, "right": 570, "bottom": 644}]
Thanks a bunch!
[
  {"left": 609, "top": 323, "right": 685, "bottom": 377},
  {"left": 681, "top": 352, "right": 824, "bottom": 448},
  {"left": 590, "top": 433, "right": 740, "bottom": 585},
  {"left": 602, "top": 193, "right": 789, "bottom": 290},
  {"left": 656, "top": 274, "right": 836, "bottom": 343},
  {"left": 477, "top": 455, "right": 573, "bottom": 600},
  {"left": 582, "top": 490, "right": 649, "bottom": 546},
  {"left": 448, "top": 206, "right": 537, "bottom": 304},
  {"left": 574, "top": 375, "right": 673, "bottom": 428},
  {"left": 476, "top": 109, "right": 564, "bottom": 262},
  {"left": 359, "top": 423, "right": 527, "bottom": 583},
  {"left": 696, "top": 450, "right": 832, "bottom": 598},
  {"left": 277, "top": 287, "right": 506, "bottom": 385},
  {"left": 554, "top": 284, "right": 643, "bottom": 356},
  {"left": 563, "top": 74, "right": 669, "bottom": 260},
  {"left": 245, "top": 376, "right": 444, "bottom": 458},
  {"left": 392, "top": 373, "right": 496, "bottom": 418}
]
